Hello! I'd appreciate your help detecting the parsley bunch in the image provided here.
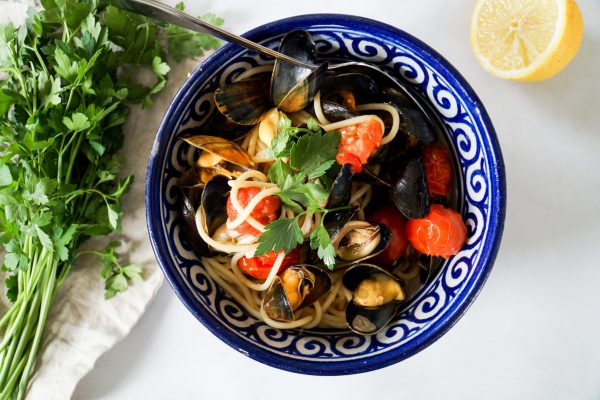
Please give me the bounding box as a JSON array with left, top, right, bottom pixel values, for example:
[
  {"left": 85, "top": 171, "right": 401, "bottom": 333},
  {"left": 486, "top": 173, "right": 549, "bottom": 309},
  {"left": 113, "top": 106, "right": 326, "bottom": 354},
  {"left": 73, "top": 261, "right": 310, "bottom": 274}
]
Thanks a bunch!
[
  {"left": 0, "top": 1, "right": 222, "bottom": 397},
  {"left": 256, "top": 114, "right": 345, "bottom": 268}
]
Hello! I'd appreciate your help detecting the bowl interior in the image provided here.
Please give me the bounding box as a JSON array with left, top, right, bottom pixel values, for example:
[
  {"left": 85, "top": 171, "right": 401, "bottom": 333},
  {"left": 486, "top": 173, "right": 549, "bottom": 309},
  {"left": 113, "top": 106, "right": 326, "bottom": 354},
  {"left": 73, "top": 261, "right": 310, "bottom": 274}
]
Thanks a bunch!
[{"left": 146, "top": 15, "right": 505, "bottom": 375}]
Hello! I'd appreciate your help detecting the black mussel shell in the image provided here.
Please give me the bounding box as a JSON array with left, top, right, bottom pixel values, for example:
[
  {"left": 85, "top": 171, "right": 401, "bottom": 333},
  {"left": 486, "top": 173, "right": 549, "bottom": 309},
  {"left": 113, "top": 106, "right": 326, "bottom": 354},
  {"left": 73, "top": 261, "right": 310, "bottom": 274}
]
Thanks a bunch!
[
  {"left": 200, "top": 175, "right": 230, "bottom": 236},
  {"left": 345, "top": 300, "right": 400, "bottom": 335},
  {"left": 323, "top": 206, "right": 359, "bottom": 242},
  {"left": 184, "top": 110, "right": 252, "bottom": 142},
  {"left": 181, "top": 135, "right": 255, "bottom": 170},
  {"left": 401, "top": 106, "right": 435, "bottom": 145},
  {"left": 334, "top": 223, "right": 392, "bottom": 268},
  {"left": 176, "top": 169, "right": 210, "bottom": 257},
  {"left": 391, "top": 154, "right": 430, "bottom": 219},
  {"left": 381, "top": 87, "right": 413, "bottom": 109},
  {"left": 263, "top": 264, "right": 332, "bottom": 322},
  {"left": 263, "top": 278, "right": 294, "bottom": 321},
  {"left": 271, "top": 30, "right": 327, "bottom": 113},
  {"left": 369, "top": 103, "right": 410, "bottom": 164},
  {"left": 319, "top": 101, "right": 356, "bottom": 122},
  {"left": 381, "top": 87, "right": 437, "bottom": 145},
  {"left": 215, "top": 74, "right": 271, "bottom": 125},
  {"left": 321, "top": 72, "right": 380, "bottom": 105},
  {"left": 326, "top": 163, "right": 354, "bottom": 209},
  {"left": 342, "top": 263, "right": 404, "bottom": 335},
  {"left": 297, "top": 265, "right": 332, "bottom": 310}
]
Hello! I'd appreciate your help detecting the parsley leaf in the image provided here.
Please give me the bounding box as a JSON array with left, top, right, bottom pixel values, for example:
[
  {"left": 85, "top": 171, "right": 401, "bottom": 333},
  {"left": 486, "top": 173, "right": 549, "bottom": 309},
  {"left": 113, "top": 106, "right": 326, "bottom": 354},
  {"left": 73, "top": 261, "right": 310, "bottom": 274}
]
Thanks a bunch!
[
  {"left": 98, "top": 241, "right": 143, "bottom": 299},
  {"left": 0, "top": 1, "right": 223, "bottom": 395},
  {"left": 261, "top": 117, "right": 346, "bottom": 268},
  {"left": 165, "top": 5, "right": 223, "bottom": 61},
  {"left": 290, "top": 130, "right": 340, "bottom": 179},
  {"left": 267, "top": 158, "right": 293, "bottom": 188},
  {"left": 310, "top": 224, "right": 336, "bottom": 268},
  {"left": 255, "top": 218, "right": 304, "bottom": 256}
]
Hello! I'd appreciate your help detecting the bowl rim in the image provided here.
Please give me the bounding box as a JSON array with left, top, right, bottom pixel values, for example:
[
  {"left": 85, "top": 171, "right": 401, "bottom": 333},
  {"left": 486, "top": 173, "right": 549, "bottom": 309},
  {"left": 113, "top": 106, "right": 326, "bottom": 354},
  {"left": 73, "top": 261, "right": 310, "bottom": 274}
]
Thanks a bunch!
[{"left": 145, "top": 13, "right": 506, "bottom": 375}]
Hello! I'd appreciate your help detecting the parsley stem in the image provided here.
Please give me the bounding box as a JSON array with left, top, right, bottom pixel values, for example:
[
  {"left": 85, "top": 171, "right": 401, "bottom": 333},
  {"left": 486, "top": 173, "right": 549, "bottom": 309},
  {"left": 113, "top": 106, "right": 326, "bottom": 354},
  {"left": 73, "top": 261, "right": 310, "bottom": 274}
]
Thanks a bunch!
[
  {"left": 0, "top": 357, "right": 26, "bottom": 400},
  {"left": 25, "top": 43, "right": 49, "bottom": 77},
  {"left": 0, "top": 298, "right": 22, "bottom": 330},
  {"left": 17, "top": 258, "right": 57, "bottom": 400},
  {"left": 4, "top": 290, "right": 41, "bottom": 391},
  {"left": 65, "top": 133, "right": 85, "bottom": 184}
]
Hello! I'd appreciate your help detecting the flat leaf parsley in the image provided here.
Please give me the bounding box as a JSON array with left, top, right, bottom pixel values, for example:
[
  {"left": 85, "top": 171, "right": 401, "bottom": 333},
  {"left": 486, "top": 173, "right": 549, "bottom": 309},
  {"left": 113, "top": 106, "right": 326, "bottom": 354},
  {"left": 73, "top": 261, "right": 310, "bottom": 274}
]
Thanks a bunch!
[
  {"left": 0, "top": 1, "right": 223, "bottom": 397},
  {"left": 255, "top": 114, "right": 346, "bottom": 268}
]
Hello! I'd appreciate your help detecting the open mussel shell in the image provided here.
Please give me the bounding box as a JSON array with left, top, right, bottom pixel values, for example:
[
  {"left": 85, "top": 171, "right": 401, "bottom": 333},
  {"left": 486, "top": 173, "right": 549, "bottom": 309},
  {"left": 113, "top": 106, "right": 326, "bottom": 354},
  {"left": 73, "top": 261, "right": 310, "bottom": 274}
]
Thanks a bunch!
[
  {"left": 200, "top": 175, "right": 230, "bottom": 236},
  {"left": 323, "top": 206, "right": 359, "bottom": 243},
  {"left": 184, "top": 109, "right": 252, "bottom": 142},
  {"left": 345, "top": 300, "right": 400, "bottom": 335},
  {"left": 263, "top": 264, "right": 332, "bottom": 322},
  {"left": 321, "top": 72, "right": 380, "bottom": 106},
  {"left": 326, "top": 163, "right": 354, "bottom": 209},
  {"left": 271, "top": 30, "right": 327, "bottom": 113},
  {"left": 181, "top": 135, "right": 255, "bottom": 170},
  {"left": 391, "top": 153, "right": 430, "bottom": 219},
  {"left": 214, "top": 73, "right": 271, "bottom": 125},
  {"left": 176, "top": 169, "right": 218, "bottom": 257},
  {"left": 342, "top": 264, "right": 404, "bottom": 335},
  {"left": 333, "top": 223, "right": 391, "bottom": 268},
  {"left": 177, "top": 172, "right": 210, "bottom": 257}
]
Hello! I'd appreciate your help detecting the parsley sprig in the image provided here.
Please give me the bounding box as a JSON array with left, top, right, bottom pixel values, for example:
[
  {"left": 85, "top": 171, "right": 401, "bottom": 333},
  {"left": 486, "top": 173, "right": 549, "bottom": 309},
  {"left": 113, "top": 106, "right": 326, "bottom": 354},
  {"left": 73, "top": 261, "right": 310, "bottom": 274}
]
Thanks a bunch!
[
  {"left": 255, "top": 114, "right": 343, "bottom": 268},
  {"left": 0, "top": 1, "right": 222, "bottom": 397}
]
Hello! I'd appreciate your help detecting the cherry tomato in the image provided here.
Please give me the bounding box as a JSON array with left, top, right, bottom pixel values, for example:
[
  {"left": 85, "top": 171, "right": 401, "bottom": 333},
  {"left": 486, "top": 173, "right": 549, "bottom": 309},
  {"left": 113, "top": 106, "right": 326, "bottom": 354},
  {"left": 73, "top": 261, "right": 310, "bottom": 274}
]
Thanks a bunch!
[
  {"left": 336, "top": 152, "right": 363, "bottom": 173},
  {"left": 368, "top": 206, "right": 408, "bottom": 265},
  {"left": 423, "top": 145, "right": 452, "bottom": 197},
  {"left": 237, "top": 249, "right": 301, "bottom": 280},
  {"left": 406, "top": 204, "right": 467, "bottom": 259},
  {"left": 226, "top": 187, "right": 281, "bottom": 236},
  {"left": 336, "top": 117, "right": 383, "bottom": 173}
]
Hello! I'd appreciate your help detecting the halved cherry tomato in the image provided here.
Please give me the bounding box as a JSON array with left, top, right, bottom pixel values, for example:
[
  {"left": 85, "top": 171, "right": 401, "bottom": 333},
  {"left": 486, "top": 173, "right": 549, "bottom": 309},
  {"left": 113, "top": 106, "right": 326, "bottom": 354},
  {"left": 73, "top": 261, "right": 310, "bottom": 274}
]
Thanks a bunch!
[
  {"left": 336, "top": 117, "right": 383, "bottom": 173},
  {"left": 423, "top": 145, "right": 452, "bottom": 197},
  {"left": 226, "top": 187, "right": 281, "bottom": 236},
  {"left": 406, "top": 204, "right": 467, "bottom": 259},
  {"left": 368, "top": 206, "right": 408, "bottom": 265},
  {"left": 237, "top": 249, "right": 301, "bottom": 280}
]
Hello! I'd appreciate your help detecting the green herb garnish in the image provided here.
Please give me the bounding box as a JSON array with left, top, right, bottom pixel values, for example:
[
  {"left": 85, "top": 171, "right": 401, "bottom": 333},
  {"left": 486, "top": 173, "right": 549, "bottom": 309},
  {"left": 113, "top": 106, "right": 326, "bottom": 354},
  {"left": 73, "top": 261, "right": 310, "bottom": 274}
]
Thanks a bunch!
[
  {"left": 256, "top": 115, "right": 342, "bottom": 268},
  {"left": 0, "top": 1, "right": 222, "bottom": 397}
]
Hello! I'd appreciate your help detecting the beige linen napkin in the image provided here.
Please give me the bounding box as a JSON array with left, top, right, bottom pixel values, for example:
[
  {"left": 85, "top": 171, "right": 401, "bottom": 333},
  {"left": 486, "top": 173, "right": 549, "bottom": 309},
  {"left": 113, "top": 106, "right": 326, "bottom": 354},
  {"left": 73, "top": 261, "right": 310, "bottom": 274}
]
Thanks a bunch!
[{"left": 0, "top": 2, "right": 203, "bottom": 398}]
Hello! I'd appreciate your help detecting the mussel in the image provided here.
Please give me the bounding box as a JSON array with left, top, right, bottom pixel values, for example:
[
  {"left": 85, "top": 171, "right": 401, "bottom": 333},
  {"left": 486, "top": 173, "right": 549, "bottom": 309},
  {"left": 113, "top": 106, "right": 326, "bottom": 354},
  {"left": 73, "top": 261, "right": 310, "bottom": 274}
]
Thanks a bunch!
[
  {"left": 199, "top": 175, "right": 230, "bottom": 237},
  {"left": 214, "top": 73, "right": 272, "bottom": 125},
  {"left": 342, "top": 264, "right": 405, "bottom": 335},
  {"left": 318, "top": 101, "right": 356, "bottom": 122},
  {"left": 177, "top": 170, "right": 210, "bottom": 256},
  {"left": 213, "top": 30, "right": 326, "bottom": 128},
  {"left": 181, "top": 135, "right": 254, "bottom": 184},
  {"left": 390, "top": 152, "right": 430, "bottom": 219},
  {"left": 271, "top": 30, "right": 328, "bottom": 113},
  {"left": 263, "top": 264, "right": 332, "bottom": 322},
  {"left": 382, "top": 87, "right": 436, "bottom": 145},
  {"left": 177, "top": 174, "right": 230, "bottom": 257},
  {"left": 332, "top": 221, "right": 391, "bottom": 266},
  {"left": 326, "top": 163, "right": 354, "bottom": 208},
  {"left": 320, "top": 72, "right": 380, "bottom": 109}
]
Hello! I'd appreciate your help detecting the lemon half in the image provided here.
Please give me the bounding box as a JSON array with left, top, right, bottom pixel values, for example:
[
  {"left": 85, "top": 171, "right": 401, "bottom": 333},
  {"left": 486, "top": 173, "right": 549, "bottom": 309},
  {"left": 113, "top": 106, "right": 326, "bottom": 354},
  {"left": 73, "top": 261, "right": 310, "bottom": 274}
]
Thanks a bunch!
[{"left": 470, "top": 0, "right": 584, "bottom": 81}]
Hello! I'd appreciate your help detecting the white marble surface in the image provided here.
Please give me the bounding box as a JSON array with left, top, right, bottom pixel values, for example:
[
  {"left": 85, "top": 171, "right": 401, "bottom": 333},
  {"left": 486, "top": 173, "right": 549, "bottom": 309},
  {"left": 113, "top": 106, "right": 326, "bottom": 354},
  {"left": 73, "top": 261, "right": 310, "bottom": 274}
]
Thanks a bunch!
[{"left": 73, "top": 0, "right": 600, "bottom": 399}]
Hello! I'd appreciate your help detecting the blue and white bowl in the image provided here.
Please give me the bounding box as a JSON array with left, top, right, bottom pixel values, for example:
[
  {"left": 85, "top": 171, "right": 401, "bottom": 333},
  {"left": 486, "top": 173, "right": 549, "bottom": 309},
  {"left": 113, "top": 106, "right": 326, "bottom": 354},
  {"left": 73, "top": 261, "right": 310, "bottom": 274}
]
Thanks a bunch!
[{"left": 146, "top": 14, "right": 506, "bottom": 375}]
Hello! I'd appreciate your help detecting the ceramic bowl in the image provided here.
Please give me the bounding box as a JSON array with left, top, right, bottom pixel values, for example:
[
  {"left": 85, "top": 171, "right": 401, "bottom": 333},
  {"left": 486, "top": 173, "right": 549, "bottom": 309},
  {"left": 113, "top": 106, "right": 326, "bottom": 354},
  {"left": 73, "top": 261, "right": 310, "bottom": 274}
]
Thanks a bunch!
[{"left": 146, "top": 14, "right": 506, "bottom": 375}]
